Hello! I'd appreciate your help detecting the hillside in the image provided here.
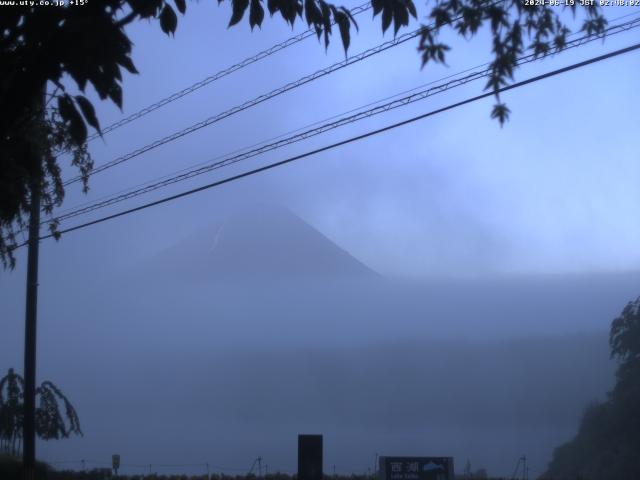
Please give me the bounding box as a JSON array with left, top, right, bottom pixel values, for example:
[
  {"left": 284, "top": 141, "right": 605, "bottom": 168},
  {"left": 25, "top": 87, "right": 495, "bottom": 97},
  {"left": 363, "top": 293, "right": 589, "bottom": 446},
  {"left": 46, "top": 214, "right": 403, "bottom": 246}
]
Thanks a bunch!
[{"left": 137, "top": 204, "right": 376, "bottom": 281}]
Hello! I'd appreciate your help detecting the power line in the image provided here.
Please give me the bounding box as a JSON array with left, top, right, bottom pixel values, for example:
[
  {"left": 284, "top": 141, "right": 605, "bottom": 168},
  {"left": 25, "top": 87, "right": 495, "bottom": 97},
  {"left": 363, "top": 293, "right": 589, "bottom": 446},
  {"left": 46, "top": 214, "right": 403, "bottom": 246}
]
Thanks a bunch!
[
  {"left": 46, "top": 17, "right": 640, "bottom": 226},
  {"left": 60, "top": 2, "right": 502, "bottom": 188},
  {"left": 61, "top": 26, "right": 423, "bottom": 186},
  {"left": 12, "top": 41, "right": 637, "bottom": 249},
  {"left": 49, "top": 63, "right": 486, "bottom": 219},
  {"left": 6, "top": 21, "right": 638, "bottom": 243},
  {"left": 55, "top": 73, "right": 495, "bottom": 222},
  {"left": 46, "top": 8, "right": 640, "bottom": 223},
  {"left": 84, "top": 1, "right": 373, "bottom": 142}
]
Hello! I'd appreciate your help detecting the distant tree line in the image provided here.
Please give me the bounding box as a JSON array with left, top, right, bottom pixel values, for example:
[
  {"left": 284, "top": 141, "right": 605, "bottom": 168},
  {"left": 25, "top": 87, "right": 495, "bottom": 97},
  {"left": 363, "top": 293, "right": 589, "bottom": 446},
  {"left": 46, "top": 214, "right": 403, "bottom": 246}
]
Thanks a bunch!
[
  {"left": 41, "top": 474, "right": 506, "bottom": 480},
  {"left": 0, "top": 466, "right": 511, "bottom": 480},
  {"left": 0, "top": 461, "right": 509, "bottom": 480}
]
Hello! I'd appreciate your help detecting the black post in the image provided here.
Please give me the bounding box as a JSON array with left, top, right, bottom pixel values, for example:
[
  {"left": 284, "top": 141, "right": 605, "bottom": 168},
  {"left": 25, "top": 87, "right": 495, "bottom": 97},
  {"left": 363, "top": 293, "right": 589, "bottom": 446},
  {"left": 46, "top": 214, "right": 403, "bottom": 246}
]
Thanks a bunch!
[
  {"left": 298, "top": 434, "right": 323, "bottom": 480},
  {"left": 23, "top": 87, "right": 44, "bottom": 480},
  {"left": 23, "top": 174, "right": 40, "bottom": 480}
]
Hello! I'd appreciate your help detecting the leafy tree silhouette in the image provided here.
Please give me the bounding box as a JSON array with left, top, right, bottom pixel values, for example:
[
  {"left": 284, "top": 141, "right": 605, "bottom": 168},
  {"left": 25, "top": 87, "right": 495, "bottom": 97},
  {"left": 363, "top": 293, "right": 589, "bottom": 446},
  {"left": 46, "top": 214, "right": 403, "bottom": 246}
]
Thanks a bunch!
[
  {"left": 0, "top": 0, "right": 607, "bottom": 267},
  {"left": 0, "top": 368, "right": 82, "bottom": 457},
  {"left": 543, "top": 296, "right": 640, "bottom": 480}
]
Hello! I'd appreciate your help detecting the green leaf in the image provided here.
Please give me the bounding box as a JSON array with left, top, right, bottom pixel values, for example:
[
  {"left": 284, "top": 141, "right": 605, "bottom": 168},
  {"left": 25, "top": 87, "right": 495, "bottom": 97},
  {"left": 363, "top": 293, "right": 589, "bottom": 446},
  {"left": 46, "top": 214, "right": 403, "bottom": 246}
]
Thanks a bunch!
[
  {"left": 381, "top": 6, "right": 392, "bottom": 33},
  {"left": 340, "top": 6, "right": 358, "bottom": 31},
  {"left": 49, "top": 220, "right": 61, "bottom": 241},
  {"left": 118, "top": 55, "right": 139, "bottom": 75},
  {"left": 554, "top": 31, "right": 567, "bottom": 50},
  {"left": 159, "top": 4, "right": 178, "bottom": 35},
  {"left": 249, "top": 0, "right": 265, "bottom": 28},
  {"left": 66, "top": 65, "right": 88, "bottom": 92},
  {"left": 490, "top": 102, "right": 511, "bottom": 126},
  {"left": 174, "top": 0, "right": 186, "bottom": 14},
  {"left": 393, "top": 3, "right": 409, "bottom": 35},
  {"left": 434, "top": 43, "right": 449, "bottom": 63},
  {"left": 406, "top": 0, "right": 417, "bottom": 19},
  {"left": 319, "top": 0, "right": 331, "bottom": 49},
  {"left": 104, "top": 61, "right": 122, "bottom": 82},
  {"left": 430, "top": 7, "right": 451, "bottom": 28},
  {"left": 74, "top": 95, "right": 101, "bottom": 136},
  {"left": 335, "top": 12, "right": 350, "bottom": 53},
  {"left": 229, "top": 0, "right": 250, "bottom": 26},
  {"left": 58, "top": 94, "right": 87, "bottom": 146},
  {"left": 532, "top": 39, "right": 549, "bottom": 58},
  {"left": 107, "top": 84, "right": 123, "bottom": 109},
  {"left": 372, "top": 0, "right": 383, "bottom": 16},
  {"left": 487, "top": 5, "right": 507, "bottom": 32},
  {"left": 267, "top": 0, "right": 279, "bottom": 15},
  {"left": 305, "top": 0, "right": 322, "bottom": 26},
  {"left": 278, "top": 0, "right": 301, "bottom": 25}
]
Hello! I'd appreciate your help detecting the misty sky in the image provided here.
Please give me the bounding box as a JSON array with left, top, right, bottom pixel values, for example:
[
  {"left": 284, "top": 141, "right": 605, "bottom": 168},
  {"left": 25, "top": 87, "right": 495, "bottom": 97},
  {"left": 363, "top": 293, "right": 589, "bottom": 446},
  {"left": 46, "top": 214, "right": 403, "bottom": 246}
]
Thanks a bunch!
[
  {"left": 2, "top": 1, "right": 640, "bottom": 478},
  {"left": 3, "top": 0, "right": 637, "bottom": 277}
]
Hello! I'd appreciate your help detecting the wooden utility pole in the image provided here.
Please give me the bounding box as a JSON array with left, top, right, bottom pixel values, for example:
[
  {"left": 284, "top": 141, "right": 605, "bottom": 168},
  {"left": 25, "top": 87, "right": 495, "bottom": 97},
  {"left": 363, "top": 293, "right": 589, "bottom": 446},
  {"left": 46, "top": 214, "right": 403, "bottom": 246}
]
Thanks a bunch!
[
  {"left": 23, "top": 88, "right": 44, "bottom": 480},
  {"left": 23, "top": 173, "right": 40, "bottom": 479}
]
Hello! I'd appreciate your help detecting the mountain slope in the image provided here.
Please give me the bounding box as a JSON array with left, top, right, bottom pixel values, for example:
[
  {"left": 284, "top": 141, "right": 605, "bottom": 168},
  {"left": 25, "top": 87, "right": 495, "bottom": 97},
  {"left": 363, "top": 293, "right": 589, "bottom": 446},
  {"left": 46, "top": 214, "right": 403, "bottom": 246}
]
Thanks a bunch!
[{"left": 139, "top": 203, "right": 376, "bottom": 281}]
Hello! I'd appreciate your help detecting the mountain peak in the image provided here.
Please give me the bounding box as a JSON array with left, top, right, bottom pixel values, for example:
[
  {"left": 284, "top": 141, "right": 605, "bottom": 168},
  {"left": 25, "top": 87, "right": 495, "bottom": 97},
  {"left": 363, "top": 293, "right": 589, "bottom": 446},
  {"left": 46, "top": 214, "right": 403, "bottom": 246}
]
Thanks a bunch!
[{"left": 141, "top": 204, "right": 376, "bottom": 281}]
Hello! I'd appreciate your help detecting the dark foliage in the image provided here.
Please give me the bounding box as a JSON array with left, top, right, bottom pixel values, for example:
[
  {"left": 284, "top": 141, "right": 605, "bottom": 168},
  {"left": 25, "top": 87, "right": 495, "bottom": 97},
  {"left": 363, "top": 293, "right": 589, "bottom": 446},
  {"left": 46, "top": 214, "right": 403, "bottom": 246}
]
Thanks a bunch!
[
  {"left": 0, "top": 0, "right": 360, "bottom": 268},
  {"left": 0, "top": 469, "right": 510, "bottom": 480},
  {"left": 0, "top": 453, "right": 51, "bottom": 480},
  {"left": 417, "top": 0, "right": 607, "bottom": 125},
  {"left": 0, "top": 0, "right": 605, "bottom": 269},
  {"left": 543, "top": 297, "right": 640, "bottom": 480},
  {"left": 0, "top": 369, "right": 82, "bottom": 456}
]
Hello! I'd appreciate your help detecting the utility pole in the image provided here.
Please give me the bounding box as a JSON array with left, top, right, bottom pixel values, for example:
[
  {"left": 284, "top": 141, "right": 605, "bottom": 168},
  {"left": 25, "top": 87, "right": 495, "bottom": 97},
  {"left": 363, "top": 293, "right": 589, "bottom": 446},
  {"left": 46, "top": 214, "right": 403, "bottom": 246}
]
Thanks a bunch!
[
  {"left": 22, "top": 86, "right": 43, "bottom": 480},
  {"left": 22, "top": 84, "right": 47, "bottom": 480}
]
